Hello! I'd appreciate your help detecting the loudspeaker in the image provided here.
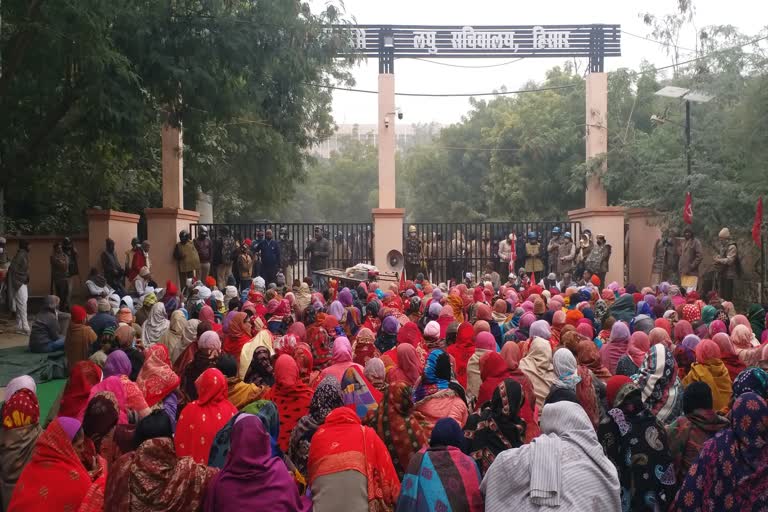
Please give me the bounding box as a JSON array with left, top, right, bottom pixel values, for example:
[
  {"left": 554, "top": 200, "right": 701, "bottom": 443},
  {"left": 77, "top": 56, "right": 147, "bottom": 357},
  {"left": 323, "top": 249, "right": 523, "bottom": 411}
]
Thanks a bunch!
[{"left": 386, "top": 249, "right": 404, "bottom": 272}]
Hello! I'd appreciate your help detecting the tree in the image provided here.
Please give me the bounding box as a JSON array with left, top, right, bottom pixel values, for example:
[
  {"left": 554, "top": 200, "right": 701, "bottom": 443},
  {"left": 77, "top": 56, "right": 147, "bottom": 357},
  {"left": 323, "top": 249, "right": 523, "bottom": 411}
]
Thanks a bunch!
[{"left": 0, "top": 0, "right": 355, "bottom": 233}]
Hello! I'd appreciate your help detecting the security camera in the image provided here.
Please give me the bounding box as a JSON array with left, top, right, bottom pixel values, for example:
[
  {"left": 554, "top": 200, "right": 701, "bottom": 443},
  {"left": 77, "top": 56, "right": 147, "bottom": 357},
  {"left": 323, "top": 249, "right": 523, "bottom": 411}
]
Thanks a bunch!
[{"left": 397, "top": 112, "right": 403, "bottom": 120}]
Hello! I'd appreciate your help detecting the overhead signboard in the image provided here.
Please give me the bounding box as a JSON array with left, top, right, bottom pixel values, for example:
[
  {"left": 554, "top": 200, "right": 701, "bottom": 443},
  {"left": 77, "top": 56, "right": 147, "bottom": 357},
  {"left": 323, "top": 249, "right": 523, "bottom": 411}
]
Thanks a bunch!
[{"left": 329, "top": 24, "right": 621, "bottom": 59}]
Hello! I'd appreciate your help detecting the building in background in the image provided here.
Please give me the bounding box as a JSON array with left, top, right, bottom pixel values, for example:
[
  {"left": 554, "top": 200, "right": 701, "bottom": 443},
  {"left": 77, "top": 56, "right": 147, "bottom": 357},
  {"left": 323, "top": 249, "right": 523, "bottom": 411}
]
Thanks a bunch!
[{"left": 311, "top": 123, "right": 442, "bottom": 158}]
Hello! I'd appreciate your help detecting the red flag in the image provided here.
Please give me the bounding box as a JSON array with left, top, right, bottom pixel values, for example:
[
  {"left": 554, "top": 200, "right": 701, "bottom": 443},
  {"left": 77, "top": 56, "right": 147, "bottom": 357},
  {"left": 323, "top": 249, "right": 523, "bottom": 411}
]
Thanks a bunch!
[
  {"left": 399, "top": 268, "right": 406, "bottom": 292},
  {"left": 753, "top": 196, "right": 763, "bottom": 245},
  {"left": 683, "top": 192, "right": 693, "bottom": 225}
]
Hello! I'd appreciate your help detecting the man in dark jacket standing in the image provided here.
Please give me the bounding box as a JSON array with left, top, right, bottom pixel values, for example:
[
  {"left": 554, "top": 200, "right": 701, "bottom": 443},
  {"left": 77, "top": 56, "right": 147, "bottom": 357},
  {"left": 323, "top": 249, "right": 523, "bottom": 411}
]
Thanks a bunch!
[
  {"left": 101, "top": 238, "right": 125, "bottom": 296},
  {"left": 256, "top": 228, "right": 281, "bottom": 285},
  {"left": 194, "top": 226, "right": 213, "bottom": 283},
  {"left": 678, "top": 228, "right": 703, "bottom": 291},
  {"left": 713, "top": 227, "right": 739, "bottom": 300}
]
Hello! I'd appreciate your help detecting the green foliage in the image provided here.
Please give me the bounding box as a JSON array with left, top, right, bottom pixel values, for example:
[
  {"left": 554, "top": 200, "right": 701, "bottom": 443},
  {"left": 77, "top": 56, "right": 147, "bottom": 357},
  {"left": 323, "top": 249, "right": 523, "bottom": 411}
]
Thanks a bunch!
[{"left": 0, "top": 0, "right": 354, "bottom": 233}]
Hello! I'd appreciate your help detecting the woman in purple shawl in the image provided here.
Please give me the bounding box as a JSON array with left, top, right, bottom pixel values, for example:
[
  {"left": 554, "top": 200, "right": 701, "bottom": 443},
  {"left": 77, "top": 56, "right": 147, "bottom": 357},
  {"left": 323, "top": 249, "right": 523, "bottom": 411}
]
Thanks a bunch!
[
  {"left": 103, "top": 350, "right": 132, "bottom": 378},
  {"left": 204, "top": 414, "right": 311, "bottom": 512},
  {"left": 599, "top": 321, "right": 631, "bottom": 374}
]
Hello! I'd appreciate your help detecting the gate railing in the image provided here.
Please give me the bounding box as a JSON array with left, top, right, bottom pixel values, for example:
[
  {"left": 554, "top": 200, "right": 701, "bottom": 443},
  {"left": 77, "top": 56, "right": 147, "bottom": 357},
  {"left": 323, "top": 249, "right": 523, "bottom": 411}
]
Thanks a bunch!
[
  {"left": 190, "top": 223, "right": 373, "bottom": 285},
  {"left": 403, "top": 221, "right": 581, "bottom": 284}
]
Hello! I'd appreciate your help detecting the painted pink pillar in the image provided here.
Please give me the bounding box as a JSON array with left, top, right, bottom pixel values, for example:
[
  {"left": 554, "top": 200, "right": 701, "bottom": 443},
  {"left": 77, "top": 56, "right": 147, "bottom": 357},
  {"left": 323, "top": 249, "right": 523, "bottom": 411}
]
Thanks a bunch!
[
  {"left": 626, "top": 208, "right": 662, "bottom": 286},
  {"left": 569, "top": 206, "right": 626, "bottom": 286},
  {"left": 145, "top": 123, "right": 201, "bottom": 288},
  {"left": 585, "top": 72, "right": 608, "bottom": 209},
  {"left": 373, "top": 72, "right": 405, "bottom": 270},
  {"left": 86, "top": 209, "right": 140, "bottom": 275}
]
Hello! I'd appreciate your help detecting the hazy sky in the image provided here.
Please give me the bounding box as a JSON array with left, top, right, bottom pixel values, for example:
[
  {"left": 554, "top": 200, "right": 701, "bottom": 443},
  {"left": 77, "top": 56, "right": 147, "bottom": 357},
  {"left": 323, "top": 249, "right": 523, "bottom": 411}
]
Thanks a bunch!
[{"left": 309, "top": 0, "right": 766, "bottom": 125}]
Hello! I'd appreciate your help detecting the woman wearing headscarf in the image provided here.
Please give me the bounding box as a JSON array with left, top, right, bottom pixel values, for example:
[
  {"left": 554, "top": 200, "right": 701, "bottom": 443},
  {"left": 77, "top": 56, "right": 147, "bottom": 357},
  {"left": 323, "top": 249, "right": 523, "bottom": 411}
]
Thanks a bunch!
[
  {"left": 731, "top": 323, "right": 761, "bottom": 366},
  {"left": 243, "top": 347, "right": 275, "bottom": 390},
  {"left": 204, "top": 413, "right": 310, "bottom": 511},
  {"left": 386, "top": 344, "right": 422, "bottom": 387},
  {"left": 8, "top": 417, "right": 99, "bottom": 512},
  {"left": 287, "top": 376, "right": 344, "bottom": 479},
  {"left": 599, "top": 320, "right": 630, "bottom": 375},
  {"left": 89, "top": 352, "right": 151, "bottom": 424},
  {"left": 466, "top": 331, "right": 497, "bottom": 400},
  {"left": 681, "top": 339, "right": 732, "bottom": 411},
  {"left": 65, "top": 304, "right": 97, "bottom": 368},
  {"left": 376, "top": 315, "right": 400, "bottom": 354},
  {"left": 443, "top": 322, "right": 474, "bottom": 390},
  {"left": 674, "top": 334, "right": 700, "bottom": 380},
  {"left": 712, "top": 331, "right": 746, "bottom": 381},
  {"left": 222, "top": 311, "right": 252, "bottom": 362},
  {"left": 365, "top": 381, "right": 430, "bottom": 479},
  {"left": 317, "top": 336, "right": 363, "bottom": 382},
  {"left": 105, "top": 410, "right": 216, "bottom": 511},
  {"left": 81, "top": 391, "right": 127, "bottom": 467},
  {"left": 673, "top": 319, "right": 694, "bottom": 343},
  {"left": 268, "top": 355, "right": 313, "bottom": 452},
  {"left": 413, "top": 349, "right": 469, "bottom": 428},
  {"left": 178, "top": 329, "right": 220, "bottom": 401},
  {"left": 608, "top": 293, "right": 635, "bottom": 323},
  {"left": 551, "top": 347, "right": 601, "bottom": 429},
  {"left": 482, "top": 401, "right": 620, "bottom": 511},
  {"left": 216, "top": 354, "right": 266, "bottom": 410},
  {"left": 575, "top": 338, "right": 612, "bottom": 384},
  {"left": 140, "top": 301, "right": 169, "bottom": 348},
  {"left": 672, "top": 392, "right": 768, "bottom": 511},
  {"left": 746, "top": 303, "right": 766, "bottom": 340},
  {"left": 136, "top": 344, "right": 181, "bottom": 425},
  {"left": 0, "top": 386, "right": 42, "bottom": 510},
  {"left": 665, "top": 381, "right": 729, "bottom": 488},
  {"left": 518, "top": 333, "right": 555, "bottom": 410},
  {"left": 463, "top": 379, "right": 526, "bottom": 476},
  {"left": 398, "top": 417, "right": 484, "bottom": 512},
  {"left": 598, "top": 376, "right": 676, "bottom": 511},
  {"left": 632, "top": 344, "right": 683, "bottom": 425},
  {"left": 308, "top": 406, "right": 400, "bottom": 512},
  {"left": 58, "top": 361, "right": 103, "bottom": 419},
  {"left": 364, "top": 358, "right": 386, "bottom": 392},
  {"left": 615, "top": 330, "right": 650, "bottom": 377},
  {"left": 157, "top": 309, "right": 186, "bottom": 364},
  {"left": 176, "top": 368, "right": 237, "bottom": 464},
  {"left": 649, "top": 326, "right": 672, "bottom": 348},
  {"left": 352, "top": 327, "right": 379, "bottom": 367},
  {"left": 495, "top": 343, "right": 540, "bottom": 442}
]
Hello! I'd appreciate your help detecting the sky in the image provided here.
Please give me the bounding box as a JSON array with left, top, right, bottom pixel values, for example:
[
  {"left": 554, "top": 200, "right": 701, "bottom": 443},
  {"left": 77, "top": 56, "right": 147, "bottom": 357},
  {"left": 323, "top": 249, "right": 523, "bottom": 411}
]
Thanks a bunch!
[{"left": 309, "top": 0, "right": 767, "bottom": 125}]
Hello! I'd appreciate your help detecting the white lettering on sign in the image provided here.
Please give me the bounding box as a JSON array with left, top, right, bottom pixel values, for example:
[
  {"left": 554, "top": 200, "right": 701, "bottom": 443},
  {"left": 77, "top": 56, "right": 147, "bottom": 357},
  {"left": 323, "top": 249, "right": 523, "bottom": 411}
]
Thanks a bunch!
[
  {"left": 532, "top": 26, "right": 571, "bottom": 49},
  {"left": 449, "top": 26, "right": 519, "bottom": 52},
  {"left": 413, "top": 31, "right": 438, "bottom": 54}
]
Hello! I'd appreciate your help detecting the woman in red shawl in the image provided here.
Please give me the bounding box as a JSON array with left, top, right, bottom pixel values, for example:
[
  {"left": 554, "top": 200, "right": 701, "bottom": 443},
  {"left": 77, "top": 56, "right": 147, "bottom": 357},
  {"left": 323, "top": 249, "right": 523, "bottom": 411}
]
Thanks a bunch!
[
  {"left": 352, "top": 327, "right": 379, "bottom": 366},
  {"left": 549, "top": 310, "right": 566, "bottom": 346},
  {"left": 382, "top": 321, "right": 427, "bottom": 368},
  {"left": 712, "top": 332, "right": 746, "bottom": 381},
  {"left": 294, "top": 342, "right": 320, "bottom": 387},
  {"left": 386, "top": 344, "right": 422, "bottom": 387},
  {"left": 437, "top": 305, "right": 456, "bottom": 339},
  {"left": 175, "top": 368, "right": 237, "bottom": 464},
  {"left": 306, "top": 313, "right": 334, "bottom": 370},
  {"left": 446, "top": 322, "right": 475, "bottom": 389},
  {"left": 8, "top": 417, "right": 99, "bottom": 512},
  {"left": 477, "top": 352, "right": 513, "bottom": 409},
  {"left": 308, "top": 407, "right": 400, "bottom": 512},
  {"left": 199, "top": 305, "right": 223, "bottom": 338},
  {"left": 364, "top": 381, "right": 430, "bottom": 478},
  {"left": 674, "top": 319, "right": 694, "bottom": 343},
  {"left": 222, "top": 312, "right": 252, "bottom": 361},
  {"left": 496, "top": 342, "right": 540, "bottom": 442},
  {"left": 268, "top": 355, "right": 313, "bottom": 452},
  {"left": 136, "top": 344, "right": 180, "bottom": 408},
  {"left": 575, "top": 338, "right": 612, "bottom": 382},
  {"left": 58, "top": 361, "right": 103, "bottom": 419}
]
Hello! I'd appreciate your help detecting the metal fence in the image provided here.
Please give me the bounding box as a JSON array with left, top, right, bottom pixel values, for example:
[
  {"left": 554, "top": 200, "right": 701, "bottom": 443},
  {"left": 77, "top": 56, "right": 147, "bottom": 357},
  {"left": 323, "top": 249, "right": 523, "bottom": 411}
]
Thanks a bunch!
[
  {"left": 190, "top": 223, "right": 373, "bottom": 284},
  {"left": 403, "top": 221, "right": 582, "bottom": 284}
]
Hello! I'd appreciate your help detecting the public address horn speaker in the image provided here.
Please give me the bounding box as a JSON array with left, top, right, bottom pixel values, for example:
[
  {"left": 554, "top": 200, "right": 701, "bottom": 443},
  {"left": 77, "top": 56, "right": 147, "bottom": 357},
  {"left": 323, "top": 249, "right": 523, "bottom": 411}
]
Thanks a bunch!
[{"left": 386, "top": 249, "right": 404, "bottom": 272}]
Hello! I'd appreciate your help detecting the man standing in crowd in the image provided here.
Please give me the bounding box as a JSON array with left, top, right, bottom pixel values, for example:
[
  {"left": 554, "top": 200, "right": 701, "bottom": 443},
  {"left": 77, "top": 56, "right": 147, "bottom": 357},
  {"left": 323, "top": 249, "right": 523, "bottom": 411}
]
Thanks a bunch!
[
  {"left": 585, "top": 233, "right": 611, "bottom": 286},
  {"left": 62, "top": 237, "right": 78, "bottom": 308},
  {"left": 9, "top": 240, "right": 30, "bottom": 334},
  {"left": 125, "top": 238, "right": 142, "bottom": 283},
  {"left": 305, "top": 226, "right": 330, "bottom": 277},
  {"left": 333, "top": 231, "right": 352, "bottom": 269},
  {"left": 50, "top": 242, "right": 70, "bottom": 310},
  {"left": 713, "top": 227, "right": 739, "bottom": 300},
  {"left": 217, "top": 227, "right": 237, "bottom": 289},
  {"left": 194, "top": 226, "right": 213, "bottom": 282},
  {"left": 678, "top": 227, "right": 703, "bottom": 291},
  {"left": 251, "top": 228, "right": 265, "bottom": 279},
  {"left": 576, "top": 229, "right": 593, "bottom": 278},
  {"left": 558, "top": 231, "right": 577, "bottom": 278},
  {"left": 405, "top": 225, "right": 422, "bottom": 280},
  {"left": 173, "top": 230, "right": 200, "bottom": 288},
  {"left": 256, "top": 228, "right": 281, "bottom": 285},
  {"left": 547, "top": 227, "right": 563, "bottom": 277},
  {"left": 278, "top": 227, "right": 298, "bottom": 286},
  {"left": 236, "top": 240, "right": 253, "bottom": 291},
  {"left": 447, "top": 230, "right": 466, "bottom": 285},
  {"left": 100, "top": 238, "right": 125, "bottom": 296},
  {"left": 497, "top": 233, "right": 514, "bottom": 277},
  {"left": 524, "top": 232, "right": 544, "bottom": 279}
]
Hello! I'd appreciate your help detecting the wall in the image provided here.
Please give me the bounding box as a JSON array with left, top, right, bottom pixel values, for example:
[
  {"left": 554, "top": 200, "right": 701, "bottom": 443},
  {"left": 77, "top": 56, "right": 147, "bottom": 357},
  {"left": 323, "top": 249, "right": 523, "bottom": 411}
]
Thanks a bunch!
[
  {"left": 5, "top": 236, "right": 89, "bottom": 298},
  {"left": 86, "top": 209, "right": 140, "bottom": 276},
  {"left": 626, "top": 209, "right": 663, "bottom": 287}
]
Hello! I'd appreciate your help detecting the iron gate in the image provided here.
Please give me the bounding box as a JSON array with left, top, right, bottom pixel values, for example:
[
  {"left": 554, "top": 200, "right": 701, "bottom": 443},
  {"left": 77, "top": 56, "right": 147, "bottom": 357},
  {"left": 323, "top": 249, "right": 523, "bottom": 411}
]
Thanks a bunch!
[
  {"left": 190, "top": 223, "right": 373, "bottom": 285},
  {"left": 403, "top": 221, "right": 582, "bottom": 284}
]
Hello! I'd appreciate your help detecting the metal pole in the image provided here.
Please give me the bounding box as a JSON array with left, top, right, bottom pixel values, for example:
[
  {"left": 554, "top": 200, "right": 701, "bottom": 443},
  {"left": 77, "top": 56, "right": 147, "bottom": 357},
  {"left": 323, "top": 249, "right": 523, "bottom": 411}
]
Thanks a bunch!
[{"left": 685, "top": 100, "right": 692, "bottom": 178}]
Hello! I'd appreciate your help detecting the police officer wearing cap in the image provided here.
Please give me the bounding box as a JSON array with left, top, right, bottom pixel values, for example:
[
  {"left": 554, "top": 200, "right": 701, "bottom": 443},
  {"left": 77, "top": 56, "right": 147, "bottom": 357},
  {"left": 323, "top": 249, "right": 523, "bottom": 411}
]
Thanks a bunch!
[
  {"left": 173, "top": 229, "right": 200, "bottom": 288},
  {"left": 546, "top": 227, "right": 563, "bottom": 276},
  {"left": 405, "top": 225, "right": 422, "bottom": 280}
]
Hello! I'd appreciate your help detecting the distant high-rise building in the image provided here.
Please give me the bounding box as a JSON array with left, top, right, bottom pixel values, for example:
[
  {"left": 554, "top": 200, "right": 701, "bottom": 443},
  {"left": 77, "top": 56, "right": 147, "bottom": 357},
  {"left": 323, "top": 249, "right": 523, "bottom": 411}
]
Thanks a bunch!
[{"left": 311, "top": 123, "right": 442, "bottom": 158}]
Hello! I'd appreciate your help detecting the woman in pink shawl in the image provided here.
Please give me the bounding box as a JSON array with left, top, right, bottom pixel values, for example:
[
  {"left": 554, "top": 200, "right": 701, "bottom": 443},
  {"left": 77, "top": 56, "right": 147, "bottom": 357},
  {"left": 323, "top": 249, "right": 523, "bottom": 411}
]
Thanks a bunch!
[
  {"left": 709, "top": 319, "right": 728, "bottom": 337},
  {"left": 712, "top": 332, "right": 746, "bottom": 381},
  {"left": 673, "top": 319, "right": 694, "bottom": 343},
  {"left": 437, "top": 305, "right": 455, "bottom": 339},
  {"left": 318, "top": 337, "right": 365, "bottom": 381},
  {"left": 599, "top": 321, "right": 631, "bottom": 375},
  {"left": 386, "top": 344, "right": 422, "bottom": 387},
  {"left": 729, "top": 314, "right": 751, "bottom": 334},
  {"left": 204, "top": 414, "right": 311, "bottom": 512}
]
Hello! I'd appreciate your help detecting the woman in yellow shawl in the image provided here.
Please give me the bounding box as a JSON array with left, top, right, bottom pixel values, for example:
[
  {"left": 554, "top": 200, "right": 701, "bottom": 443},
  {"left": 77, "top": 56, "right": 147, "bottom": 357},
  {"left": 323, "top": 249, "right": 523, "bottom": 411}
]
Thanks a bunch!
[
  {"left": 239, "top": 329, "right": 275, "bottom": 379},
  {"left": 158, "top": 310, "right": 187, "bottom": 363},
  {"left": 446, "top": 293, "right": 465, "bottom": 324},
  {"left": 217, "top": 353, "right": 268, "bottom": 409},
  {"left": 682, "top": 339, "right": 732, "bottom": 412}
]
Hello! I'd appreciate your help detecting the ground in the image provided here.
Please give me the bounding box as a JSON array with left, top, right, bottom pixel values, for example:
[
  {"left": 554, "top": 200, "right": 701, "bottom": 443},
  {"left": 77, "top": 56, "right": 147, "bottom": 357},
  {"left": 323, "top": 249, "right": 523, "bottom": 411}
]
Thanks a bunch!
[{"left": 0, "top": 314, "right": 33, "bottom": 401}]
